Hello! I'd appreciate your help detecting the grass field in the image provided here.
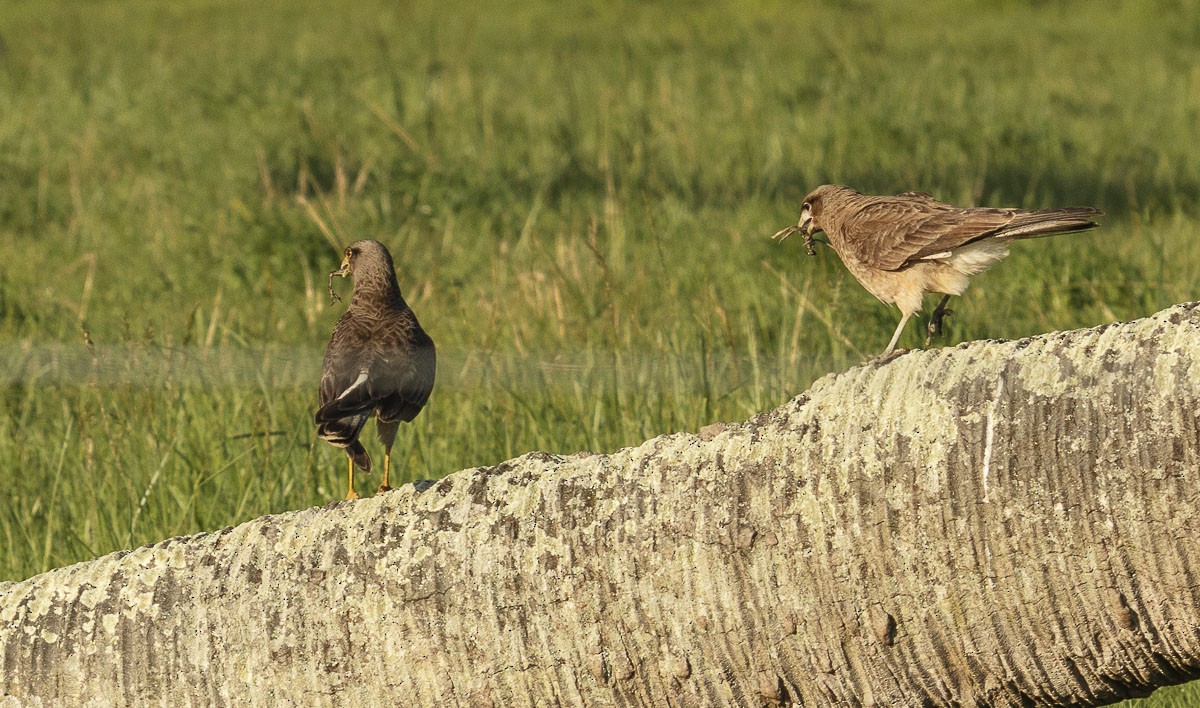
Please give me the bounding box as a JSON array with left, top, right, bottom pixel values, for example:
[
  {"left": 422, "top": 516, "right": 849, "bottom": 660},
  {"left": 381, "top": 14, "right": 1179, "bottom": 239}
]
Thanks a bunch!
[{"left": 1, "top": 1, "right": 1198, "bottom": 703}]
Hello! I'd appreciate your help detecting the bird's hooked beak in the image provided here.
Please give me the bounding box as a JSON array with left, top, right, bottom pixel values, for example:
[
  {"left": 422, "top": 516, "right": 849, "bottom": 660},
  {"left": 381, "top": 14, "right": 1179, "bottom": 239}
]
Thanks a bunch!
[
  {"left": 771, "top": 213, "right": 817, "bottom": 256},
  {"left": 327, "top": 256, "right": 351, "bottom": 304}
]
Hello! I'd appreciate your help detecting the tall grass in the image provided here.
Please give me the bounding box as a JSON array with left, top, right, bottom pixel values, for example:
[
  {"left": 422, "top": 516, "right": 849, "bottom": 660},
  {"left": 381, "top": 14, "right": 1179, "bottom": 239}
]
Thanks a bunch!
[{"left": 0, "top": 2, "right": 1198, "bottom": 703}]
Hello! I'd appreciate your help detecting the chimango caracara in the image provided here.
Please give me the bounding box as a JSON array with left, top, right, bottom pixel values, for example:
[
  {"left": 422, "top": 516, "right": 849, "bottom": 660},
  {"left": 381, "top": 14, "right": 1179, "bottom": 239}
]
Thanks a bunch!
[
  {"left": 774, "top": 185, "right": 1102, "bottom": 357},
  {"left": 317, "top": 239, "right": 435, "bottom": 499}
]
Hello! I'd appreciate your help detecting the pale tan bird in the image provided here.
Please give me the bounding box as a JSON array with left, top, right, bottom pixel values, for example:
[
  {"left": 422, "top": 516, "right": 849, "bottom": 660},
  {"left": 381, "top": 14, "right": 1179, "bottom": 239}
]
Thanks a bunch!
[
  {"left": 317, "top": 239, "right": 436, "bottom": 500},
  {"left": 774, "top": 185, "right": 1102, "bottom": 357}
]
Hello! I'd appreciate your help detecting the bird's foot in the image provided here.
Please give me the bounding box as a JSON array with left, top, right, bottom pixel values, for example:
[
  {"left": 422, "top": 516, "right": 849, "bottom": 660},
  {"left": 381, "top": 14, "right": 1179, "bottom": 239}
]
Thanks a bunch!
[
  {"left": 925, "top": 308, "right": 954, "bottom": 347},
  {"left": 868, "top": 348, "right": 911, "bottom": 365},
  {"left": 376, "top": 484, "right": 392, "bottom": 494},
  {"left": 344, "top": 488, "right": 360, "bottom": 501}
]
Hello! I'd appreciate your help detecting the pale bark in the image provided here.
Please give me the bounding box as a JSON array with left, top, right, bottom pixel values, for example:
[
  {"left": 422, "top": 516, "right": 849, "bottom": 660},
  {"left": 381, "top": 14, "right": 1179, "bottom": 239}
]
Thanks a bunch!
[{"left": 3, "top": 304, "right": 1200, "bottom": 707}]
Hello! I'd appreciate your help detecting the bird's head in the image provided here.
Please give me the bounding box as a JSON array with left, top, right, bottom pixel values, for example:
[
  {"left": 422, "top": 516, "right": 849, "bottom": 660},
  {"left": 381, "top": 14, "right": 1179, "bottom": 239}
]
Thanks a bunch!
[
  {"left": 327, "top": 240, "right": 396, "bottom": 304},
  {"left": 772, "top": 184, "right": 840, "bottom": 256},
  {"left": 331, "top": 246, "right": 355, "bottom": 280}
]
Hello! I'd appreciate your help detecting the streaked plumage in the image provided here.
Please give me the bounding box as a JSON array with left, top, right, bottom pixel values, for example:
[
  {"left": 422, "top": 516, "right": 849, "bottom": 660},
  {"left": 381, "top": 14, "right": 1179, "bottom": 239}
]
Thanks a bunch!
[
  {"left": 774, "top": 185, "right": 1102, "bottom": 356},
  {"left": 317, "top": 239, "right": 435, "bottom": 499}
]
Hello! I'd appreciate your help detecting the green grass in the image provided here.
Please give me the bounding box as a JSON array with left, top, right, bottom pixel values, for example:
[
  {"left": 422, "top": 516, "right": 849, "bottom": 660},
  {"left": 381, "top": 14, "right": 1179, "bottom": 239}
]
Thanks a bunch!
[{"left": 1, "top": 1, "right": 1198, "bottom": 703}]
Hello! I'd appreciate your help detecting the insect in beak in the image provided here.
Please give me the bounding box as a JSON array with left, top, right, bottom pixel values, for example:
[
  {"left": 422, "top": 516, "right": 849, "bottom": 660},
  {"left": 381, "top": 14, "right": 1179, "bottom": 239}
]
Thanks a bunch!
[
  {"left": 327, "top": 260, "right": 350, "bottom": 304},
  {"left": 772, "top": 218, "right": 817, "bottom": 256}
]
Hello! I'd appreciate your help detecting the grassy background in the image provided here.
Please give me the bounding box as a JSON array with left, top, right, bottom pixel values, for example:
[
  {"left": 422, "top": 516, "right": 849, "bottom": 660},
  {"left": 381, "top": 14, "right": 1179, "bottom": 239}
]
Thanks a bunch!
[{"left": 1, "top": 1, "right": 1198, "bottom": 703}]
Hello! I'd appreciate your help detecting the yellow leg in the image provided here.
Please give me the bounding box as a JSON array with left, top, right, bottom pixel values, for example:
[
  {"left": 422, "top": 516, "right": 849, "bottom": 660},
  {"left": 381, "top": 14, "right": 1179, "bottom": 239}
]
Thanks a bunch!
[
  {"left": 345, "top": 456, "right": 359, "bottom": 500},
  {"left": 377, "top": 447, "right": 392, "bottom": 493}
]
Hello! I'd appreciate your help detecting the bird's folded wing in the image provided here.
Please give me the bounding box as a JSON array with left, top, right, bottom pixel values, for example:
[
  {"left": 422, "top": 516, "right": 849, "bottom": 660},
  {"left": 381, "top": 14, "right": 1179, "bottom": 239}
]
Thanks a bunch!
[
  {"left": 316, "top": 368, "right": 377, "bottom": 423},
  {"left": 375, "top": 331, "right": 436, "bottom": 424},
  {"left": 841, "top": 199, "right": 1016, "bottom": 271},
  {"left": 316, "top": 324, "right": 436, "bottom": 426},
  {"left": 317, "top": 320, "right": 367, "bottom": 418},
  {"left": 315, "top": 348, "right": 373, "bottom": 460}
]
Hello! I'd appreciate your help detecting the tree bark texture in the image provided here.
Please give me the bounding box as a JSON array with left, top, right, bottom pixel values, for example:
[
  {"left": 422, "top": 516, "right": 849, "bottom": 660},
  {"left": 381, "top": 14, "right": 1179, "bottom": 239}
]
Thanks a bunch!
[{"left": 3, "top": 303, "right": 1200, "bottom": 706}]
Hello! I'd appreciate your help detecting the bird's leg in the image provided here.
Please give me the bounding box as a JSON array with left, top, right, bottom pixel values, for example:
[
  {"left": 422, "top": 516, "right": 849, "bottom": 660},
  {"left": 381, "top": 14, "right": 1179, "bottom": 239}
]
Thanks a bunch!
[
  {"left": 881, "top": 313, "right": 912, "bottom": 359},
  {"left": 345, "top": 456, "right": 359, "bottom": 500},
  {"left": 925, "top": 295, "right": 954, "bottom": 348},
  {"left": 377, "top": 446, "right": 393, "bottom": 494}
]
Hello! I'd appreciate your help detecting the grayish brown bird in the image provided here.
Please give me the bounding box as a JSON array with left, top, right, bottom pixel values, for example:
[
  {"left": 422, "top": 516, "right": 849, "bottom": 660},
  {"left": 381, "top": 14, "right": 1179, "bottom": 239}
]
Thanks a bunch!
[
  {"left": 774, "top": 185, "right": 1102, "bottom": 356},
  {"left": 317, "top": 239, "right": 436, "bottom": 499}
]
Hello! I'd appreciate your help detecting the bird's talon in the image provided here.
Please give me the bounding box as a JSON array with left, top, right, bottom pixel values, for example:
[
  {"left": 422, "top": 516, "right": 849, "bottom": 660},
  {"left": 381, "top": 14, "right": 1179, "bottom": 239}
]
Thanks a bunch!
[
  {"left": 376, "top": 484, "right": 392, "bottom": 494},
  {"left": 870, "top": 348, "right": 910, "bottom": 365},
  {"left": 927, "top": 309, "right": 954, "bottom": 340}
]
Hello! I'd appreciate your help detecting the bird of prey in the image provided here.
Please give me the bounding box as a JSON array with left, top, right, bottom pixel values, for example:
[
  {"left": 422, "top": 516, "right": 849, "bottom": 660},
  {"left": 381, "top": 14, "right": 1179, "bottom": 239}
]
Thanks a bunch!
[
  {"left": 317, "top": 239, "right": 436, "bottom": 499},
  {"left": 773, "top": 184, "right": 1102, "bottom": 357}
]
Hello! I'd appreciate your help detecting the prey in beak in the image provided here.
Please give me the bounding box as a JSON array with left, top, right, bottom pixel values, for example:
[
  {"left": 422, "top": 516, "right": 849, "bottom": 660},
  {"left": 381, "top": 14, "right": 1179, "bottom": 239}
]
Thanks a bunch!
[
  {"left": 327, "top": 254, "right": 351, "bottom": 304},
  {"left": 772, "top": 212, "right": 817, "bottom": 256}
]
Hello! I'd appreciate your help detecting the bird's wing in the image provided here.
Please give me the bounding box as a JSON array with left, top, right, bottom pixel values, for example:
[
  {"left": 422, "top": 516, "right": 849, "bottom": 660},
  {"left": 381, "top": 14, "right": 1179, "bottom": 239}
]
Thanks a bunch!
[
  {"left": 374, "top": 320, "right": 436, "bottom": 424},
  {"left": 315, "top": 313, "right": 374, "bottom": 459},
  {"left": 838, "top": 197, "right": 1016, "bottom": 271},
  {"left": 316, "top": 313, "right": 376, "bottom": 423}
]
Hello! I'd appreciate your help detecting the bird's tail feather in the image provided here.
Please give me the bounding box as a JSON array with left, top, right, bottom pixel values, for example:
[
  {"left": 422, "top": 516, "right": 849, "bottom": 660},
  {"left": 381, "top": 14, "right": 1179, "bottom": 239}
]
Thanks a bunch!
[
  {"left": 316, "top": 411, "right": 371, "bottom": 471},
  {"left": 345, "top": 441, "right": 371, "bottom": 471},
  {"left": 315, "top": 386, "right": 376, "bottom": 424},
  {"left": 999, "top": 207, "right": 1103, "bottom": 240}
]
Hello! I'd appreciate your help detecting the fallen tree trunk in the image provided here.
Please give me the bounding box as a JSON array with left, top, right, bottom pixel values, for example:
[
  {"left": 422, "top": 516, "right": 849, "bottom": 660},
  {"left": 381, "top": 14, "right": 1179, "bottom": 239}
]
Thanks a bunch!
[{"left": 3, "top": 304, "right": 1200, "bottom": 706}]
